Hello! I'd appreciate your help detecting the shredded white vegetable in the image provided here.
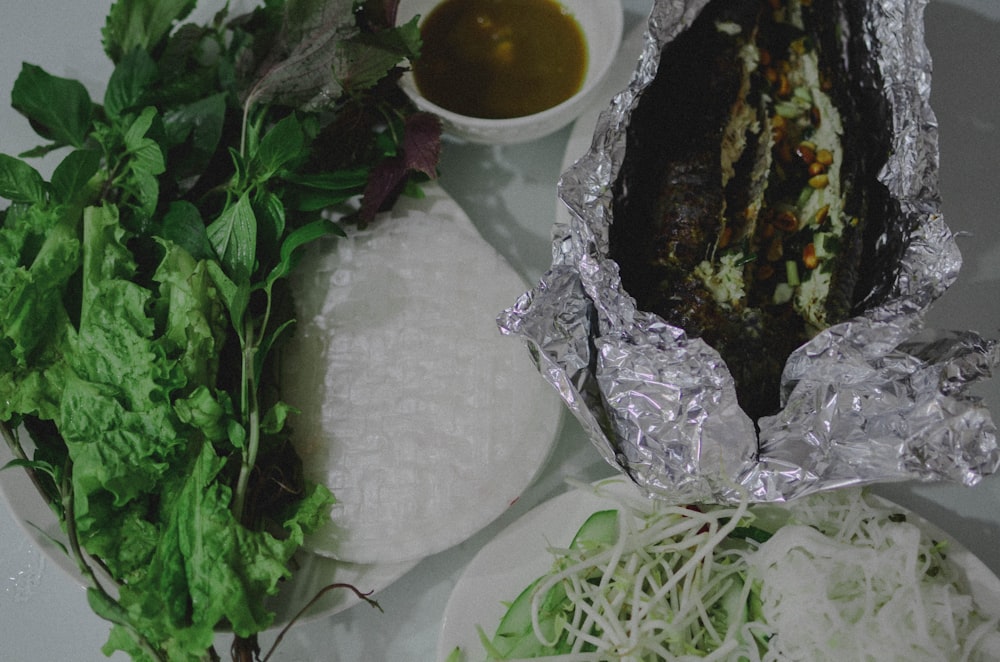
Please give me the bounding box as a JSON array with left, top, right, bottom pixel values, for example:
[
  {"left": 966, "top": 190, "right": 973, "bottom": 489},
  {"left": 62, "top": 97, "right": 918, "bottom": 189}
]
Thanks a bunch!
[
  {"left": 751, "top": 491, "right": 999, "bottom": 662},
  {"left": 500, "top": 486, "right": 1000, "bottom": 662}
]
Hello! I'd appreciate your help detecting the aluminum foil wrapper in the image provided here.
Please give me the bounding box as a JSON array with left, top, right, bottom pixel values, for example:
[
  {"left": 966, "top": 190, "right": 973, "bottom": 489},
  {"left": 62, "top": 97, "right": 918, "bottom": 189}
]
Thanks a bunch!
[{"left": 498, "top": 0, "right": 1000, "bottom": 504}]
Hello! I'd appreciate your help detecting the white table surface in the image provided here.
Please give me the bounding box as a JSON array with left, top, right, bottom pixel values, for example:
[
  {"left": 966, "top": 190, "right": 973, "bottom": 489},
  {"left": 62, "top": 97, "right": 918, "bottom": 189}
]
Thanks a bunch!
[{"left": 1, "top": 1, "right": 998, "bottom": 660}]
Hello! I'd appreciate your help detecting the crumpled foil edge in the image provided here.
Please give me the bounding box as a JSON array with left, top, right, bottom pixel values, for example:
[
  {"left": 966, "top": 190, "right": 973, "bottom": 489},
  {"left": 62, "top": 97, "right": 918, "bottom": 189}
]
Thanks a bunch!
[{"left": 499, "top": 0, "right": 999, "bottom": 504}]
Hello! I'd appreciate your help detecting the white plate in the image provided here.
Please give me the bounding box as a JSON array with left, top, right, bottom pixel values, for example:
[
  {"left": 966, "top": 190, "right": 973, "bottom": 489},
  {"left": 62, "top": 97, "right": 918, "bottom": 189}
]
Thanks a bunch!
[
  {"left": 280, "top": 182, "right": 564, "bottom": 565},
  {"left": 0, "top": 180, "right": 563, "bottom": 620},
  {"left": 0, "top": 2, "right": 561, "bottom": 637},
  {"left": 436, "top": 477, "right": 1000, "bottom": 660}
]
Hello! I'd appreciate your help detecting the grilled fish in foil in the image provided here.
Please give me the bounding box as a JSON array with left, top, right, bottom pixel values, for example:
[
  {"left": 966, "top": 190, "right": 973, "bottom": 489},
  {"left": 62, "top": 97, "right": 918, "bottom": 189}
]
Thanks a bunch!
[{"left": 499, "top": 0, "right": 1000, "bottom": 503}]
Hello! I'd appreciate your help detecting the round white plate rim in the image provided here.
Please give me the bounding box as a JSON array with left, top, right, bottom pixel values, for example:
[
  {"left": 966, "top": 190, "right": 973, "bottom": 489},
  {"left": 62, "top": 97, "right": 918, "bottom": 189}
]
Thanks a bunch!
[
  {"left": 435, "top": 477, "right": 637, "bottom": 660},
  {"left": 435, "top": 476, "right": 1000, "bottom": 660}
]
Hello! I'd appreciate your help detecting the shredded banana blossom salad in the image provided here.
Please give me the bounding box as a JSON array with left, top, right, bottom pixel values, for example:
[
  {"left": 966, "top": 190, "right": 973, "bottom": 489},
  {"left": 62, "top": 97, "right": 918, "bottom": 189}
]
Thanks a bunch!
[{"left": 475, "top": 482, "right": 1000, "bottom": 661}]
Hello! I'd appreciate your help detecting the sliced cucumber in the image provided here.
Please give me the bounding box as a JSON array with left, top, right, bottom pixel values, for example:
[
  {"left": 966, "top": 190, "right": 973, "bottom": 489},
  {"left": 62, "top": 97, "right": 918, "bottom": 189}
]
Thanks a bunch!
[
  {"left": 570, "top": 509, "right": 619, "bottom": 550},
  {"left": 487, "top": 510, "right": 620, "bottom": 658}
]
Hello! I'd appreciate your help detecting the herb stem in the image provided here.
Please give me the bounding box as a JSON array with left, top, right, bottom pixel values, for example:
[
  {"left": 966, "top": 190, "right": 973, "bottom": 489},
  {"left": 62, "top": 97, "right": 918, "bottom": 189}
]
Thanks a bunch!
[
  {"left": 240, "top": 104, "right": 251, "bottom": 163},
  {"left": 232, "top": 314, "right": 260, "bottom": 521},
  {"left": 62, "top": 460, "right": 166, "bottom": 662}
]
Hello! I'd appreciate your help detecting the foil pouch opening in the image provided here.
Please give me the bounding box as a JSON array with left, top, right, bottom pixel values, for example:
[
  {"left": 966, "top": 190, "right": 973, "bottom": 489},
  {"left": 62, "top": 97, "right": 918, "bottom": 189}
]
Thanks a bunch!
[{"left": 499, "top": 0, "right": 1000, "bottom": 504}]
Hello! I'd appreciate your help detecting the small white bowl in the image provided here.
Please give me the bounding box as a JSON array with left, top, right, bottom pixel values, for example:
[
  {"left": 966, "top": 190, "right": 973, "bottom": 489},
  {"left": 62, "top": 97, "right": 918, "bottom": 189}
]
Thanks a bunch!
[{"left": 396, "top": 0, "right": 624, "bottom": 145}]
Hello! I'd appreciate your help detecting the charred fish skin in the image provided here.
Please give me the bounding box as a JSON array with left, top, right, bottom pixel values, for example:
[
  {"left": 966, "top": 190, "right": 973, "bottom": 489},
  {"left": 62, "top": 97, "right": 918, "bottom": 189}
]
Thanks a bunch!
[
  {"left": 610, "top": 0, "right": 894, "bottom": 421},
  {"left": 611, "top": 0, "right": 760, "bottom": 331}
]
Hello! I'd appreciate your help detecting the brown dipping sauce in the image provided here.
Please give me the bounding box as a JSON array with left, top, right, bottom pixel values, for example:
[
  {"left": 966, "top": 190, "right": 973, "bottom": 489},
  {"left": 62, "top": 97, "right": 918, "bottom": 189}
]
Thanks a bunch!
[{"left": 412, "top": 0, "right": 588, "bottom": 119}]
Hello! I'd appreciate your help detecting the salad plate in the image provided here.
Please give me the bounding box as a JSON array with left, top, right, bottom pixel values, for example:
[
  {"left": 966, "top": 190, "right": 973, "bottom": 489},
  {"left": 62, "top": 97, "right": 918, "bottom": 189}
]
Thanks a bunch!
[
  {"left": 436, "top": 479, "right": 634, "bottom": 660},
  {"left": 437, "top": 477, "right": 1000, "bottom": 660}
]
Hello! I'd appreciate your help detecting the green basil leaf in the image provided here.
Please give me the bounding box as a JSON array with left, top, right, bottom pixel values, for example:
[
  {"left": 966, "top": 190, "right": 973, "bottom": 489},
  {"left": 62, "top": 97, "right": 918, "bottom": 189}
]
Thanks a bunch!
[
  {"left": 0, "top": 153, "right": 46, "bottom": 204},
  {"left": 1, "top": 457, "right": 58, "bottom": 479},
  {"left": 228, "top": 280, "right": 251, "bottom": 339},
  {"left": 11, "top": 63, "right": 93, "bottom": 148},
  {"left": 227, "top": 146, "right": 249, "bottom": 192},
  {"left": 162, "top": 92, "right": 227, "bottom": 182},
  {"left": 104, "top": 47, "right": 158, "bottom": 118},
  {"left": 161, "top": 200, "right": 214, "bottom": 261},
  {"left": 16, "top": 143, "right": 65, "bottom": 160},
  {"left": 266, "top": 217, "right": 343, "bottom": 286},
  {"left": 204, "top": 259, "right": 250, "bottom": 342},
  {"left": 255, "top": 189, "right": 287, "bottom": 248},
  {"left": 254, "top": 113, "right": 305, "bottom": 181},
  {"left": 207, "top": 192, "right": 257, "bottom": 284},
  {"left": 123, "top": 107, "right": 165, "bottom": 172},
  {"left": 126, "top": 168, "right": 160, "bottom": 219},
  {"left": 282, "top": 167, "right": 369, "bottom": 211},
  {"left": 289, "top": 188, "right": 356, "bottom": 212},
  {"left": 51, "top": 149, "right": 102, "bottom": 204},
  {"left": 102, "top": 0, "right": 198, "bottom": 63},
  {"left": 121, "top": 107, "right": 165, "bottom": 215},
  {"left": 283, "top": 167, "right": 369, "bottom": 191},
  {"left": 227, "top": 419, "right": 247, "bottom": 450}
]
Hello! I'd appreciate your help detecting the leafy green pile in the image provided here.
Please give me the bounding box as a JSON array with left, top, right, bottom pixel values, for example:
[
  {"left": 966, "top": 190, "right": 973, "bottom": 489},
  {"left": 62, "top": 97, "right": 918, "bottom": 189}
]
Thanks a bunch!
[{"left": 0, "top": 0, "right": 440, "bottom": 659}]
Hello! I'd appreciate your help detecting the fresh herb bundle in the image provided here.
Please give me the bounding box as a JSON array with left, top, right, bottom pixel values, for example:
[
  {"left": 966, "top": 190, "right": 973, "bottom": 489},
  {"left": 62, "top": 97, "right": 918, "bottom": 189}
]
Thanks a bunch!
[{"left": 0, "top": 0, "right": 440, "bottom": 659}]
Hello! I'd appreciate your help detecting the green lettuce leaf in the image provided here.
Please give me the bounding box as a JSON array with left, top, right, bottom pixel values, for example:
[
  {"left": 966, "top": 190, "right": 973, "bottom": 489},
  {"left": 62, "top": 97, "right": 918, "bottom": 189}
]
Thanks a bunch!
[
  {"left": 104, "top": 443, "right": 334, "bottom": 661},
  {"left": 0, "top": 202, "right": 81, "bottom": 417}
]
